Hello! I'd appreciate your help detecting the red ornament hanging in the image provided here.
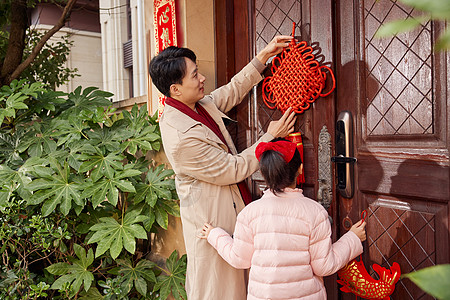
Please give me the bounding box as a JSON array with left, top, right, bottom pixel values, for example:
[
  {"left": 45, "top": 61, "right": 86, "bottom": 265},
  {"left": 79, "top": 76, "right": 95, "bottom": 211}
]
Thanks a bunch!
[
  {"left": 337, "top": 211, "right": 401, "bottom": 299},
  {"left": 262, "top": 23, "right": 336, "bottom": 114},
  {"left": 153, "top": 0, "right": 178, "bottom": 119}
]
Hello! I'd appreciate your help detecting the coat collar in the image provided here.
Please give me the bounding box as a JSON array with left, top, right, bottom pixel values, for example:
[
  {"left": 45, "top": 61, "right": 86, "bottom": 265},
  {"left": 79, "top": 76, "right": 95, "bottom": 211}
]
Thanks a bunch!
[{"left": 161, "top": 98, "right": 237, "bottom": 153}]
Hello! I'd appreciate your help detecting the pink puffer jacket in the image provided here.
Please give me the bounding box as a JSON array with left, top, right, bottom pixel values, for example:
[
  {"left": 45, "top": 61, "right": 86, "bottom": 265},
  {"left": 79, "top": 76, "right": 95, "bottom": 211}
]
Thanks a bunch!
[{"left": 207, "top": 188, "right": 363, "bottom": 300}]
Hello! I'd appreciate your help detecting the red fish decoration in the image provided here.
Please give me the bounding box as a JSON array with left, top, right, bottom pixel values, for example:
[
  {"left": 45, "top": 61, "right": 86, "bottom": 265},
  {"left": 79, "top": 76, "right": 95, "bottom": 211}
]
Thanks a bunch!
[
  {"left": 337, "top": 211, "right": 401, "bottom": 299},
  {"left": 337, "top": 258, "right": 401, "bottom": 299}
]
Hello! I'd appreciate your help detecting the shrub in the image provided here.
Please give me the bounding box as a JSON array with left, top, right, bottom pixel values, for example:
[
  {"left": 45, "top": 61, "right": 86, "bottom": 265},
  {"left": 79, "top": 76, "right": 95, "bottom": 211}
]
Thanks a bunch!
[{"left": 0, "top": 80, "right": 186, "bottom": 299}]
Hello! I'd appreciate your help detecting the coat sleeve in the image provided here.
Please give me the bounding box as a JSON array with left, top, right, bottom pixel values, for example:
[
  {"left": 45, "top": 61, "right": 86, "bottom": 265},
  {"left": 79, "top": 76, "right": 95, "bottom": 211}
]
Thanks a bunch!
[
  {"left": 207, "top": 213, "right": 254, "bottom": 269},
  {"left": 209, "top": 58, "right": 264, "bottom": 113},
  {"left": 173, "top": 128, "right": 274, "bottom": 185},
  {"left": 309, "top": 208, "right": 363, "bottom": 277}
]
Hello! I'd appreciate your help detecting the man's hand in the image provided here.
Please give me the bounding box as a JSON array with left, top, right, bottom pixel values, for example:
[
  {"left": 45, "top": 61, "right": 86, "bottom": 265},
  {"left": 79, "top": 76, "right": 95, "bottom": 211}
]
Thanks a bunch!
[
  {"left": 267, "top": 107, "right": 297, "bottom": 138},
  {"left": 256, "top": 35, "right": 294, "bottom": 65}
]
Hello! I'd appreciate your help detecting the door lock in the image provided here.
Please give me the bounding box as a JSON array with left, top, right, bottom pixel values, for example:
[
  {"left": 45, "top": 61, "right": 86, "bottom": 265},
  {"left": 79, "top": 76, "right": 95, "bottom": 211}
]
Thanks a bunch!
[{"left": 332, "top": 111, "right": 355, "bottom": 198}]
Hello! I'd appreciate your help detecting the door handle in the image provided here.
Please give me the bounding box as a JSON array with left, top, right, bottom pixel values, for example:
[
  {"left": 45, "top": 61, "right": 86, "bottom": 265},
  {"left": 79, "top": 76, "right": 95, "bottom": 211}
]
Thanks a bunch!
[{"left": 332, "top": 111, "right": 356, "bottom": 198}]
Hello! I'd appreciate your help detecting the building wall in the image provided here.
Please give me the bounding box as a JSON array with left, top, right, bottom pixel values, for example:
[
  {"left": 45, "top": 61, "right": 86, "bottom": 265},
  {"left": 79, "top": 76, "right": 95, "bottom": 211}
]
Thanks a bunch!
[
  {"left": 144, "top": 0, "right": 217, "bottom": 258},
  {"left": 145, "top": 0, "right": 216, "bottom": 116},
  {"left": 30, "top": 4, "right": 103, "bottom": 93},
  {"left": 99, "top": 0, "right": 130, "bottom": 101}
]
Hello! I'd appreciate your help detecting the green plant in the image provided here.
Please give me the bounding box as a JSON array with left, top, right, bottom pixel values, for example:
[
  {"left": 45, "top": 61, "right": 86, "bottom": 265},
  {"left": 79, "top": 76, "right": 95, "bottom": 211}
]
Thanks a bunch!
[
  {"left": 375, "top": 0, "right": 450, "bottom": 50},
  {"left": 0, "top": 80, "right": 186, "bottom": 299},
  {"left": 20, "top": 30, "right": 80, "bottom": 89},
  {"left": 402, "top": 264, "right": 450, "bottom": 300}
]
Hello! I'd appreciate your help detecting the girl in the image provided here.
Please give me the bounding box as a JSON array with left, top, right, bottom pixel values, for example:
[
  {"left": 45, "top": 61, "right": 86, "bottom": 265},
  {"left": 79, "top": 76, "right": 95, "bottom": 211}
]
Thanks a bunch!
[{"left": 198, "top": 138, "right": 366, "bottom": 300}]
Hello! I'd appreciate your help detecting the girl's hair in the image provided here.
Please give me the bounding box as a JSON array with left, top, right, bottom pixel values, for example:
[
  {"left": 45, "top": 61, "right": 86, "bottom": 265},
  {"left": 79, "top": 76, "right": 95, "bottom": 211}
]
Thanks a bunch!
[{"left": 259, "top": 137, "right": 302, "bottom": 194}]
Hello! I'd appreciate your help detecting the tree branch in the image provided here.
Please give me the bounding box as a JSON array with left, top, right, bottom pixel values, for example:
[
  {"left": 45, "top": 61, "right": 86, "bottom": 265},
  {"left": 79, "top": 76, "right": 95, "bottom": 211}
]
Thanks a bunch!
[
  {"left": 0, "top": 0, "right": 27, "bottom": 85},
  {"left": 7, "top": 0, "right": 78, "bottom": 84}
]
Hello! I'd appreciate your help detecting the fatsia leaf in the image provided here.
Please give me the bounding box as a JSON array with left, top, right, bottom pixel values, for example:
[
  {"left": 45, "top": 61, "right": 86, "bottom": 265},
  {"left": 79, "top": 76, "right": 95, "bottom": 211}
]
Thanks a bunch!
[
  {"left": 85, "top": 126, "right": 130, "bottom": 153},
  {"left": 79, "top": 152, "right": 124, "bottom": 182},
  {"left": 5, "top": 92, "right": 28, "bottom": 110},
  {"left": 121, "top": 104, "right": 149, "bottom": 133},
  {"left": 46, "top": 244, "right": 94, "bottom": 297},
  {"left": 81, "top": 168, "right": 139, "bottom": 207},
  {"left": 20, "top": 121, "right": 57, "bottom": 157},
  {"left": 27, "top": 159, "right": 84, "bottom": 216},
  {"left": 114, "top": 258, "right": 157, "bottom": 296},
  {"left": 153, "top": 250, "right": 187, "bottom": 300},
  {"left": 375, "top": 16, "right": 429, "bottom": 38},
  {"left": 87, "top": 208, "right": 148, "bottom": 259},
  {"left": 60, "top": 86, "right": 113, "bottom": 118},
  {"left": 0, "top": 127, "right": 27, "bottom": 168},
  {"left": 78, "top": 287, "right": 104, "bottom": 300},
  {"left": 31, "top": 90, "right": 67, "bottom": 115},
  {"left": 402, "top": 264, "right": 450, "bottom": 300},
  {"left": 0, "top": 157, "right": 49, "bottom": 202},
  {"left": 399, "top": 0, "right": 450, "bottom": 20},
  {"left": 435, "top": 29, "right": 450, "bottom": 51},
  {"left": 120, "top": 124, "right": 161, "bottom": 155},
  {"left": 133, "top": 164, "right": 175, "bottom": 207},
  {"left": 51, "top": 116, "right": 89, "bottom": 146}
]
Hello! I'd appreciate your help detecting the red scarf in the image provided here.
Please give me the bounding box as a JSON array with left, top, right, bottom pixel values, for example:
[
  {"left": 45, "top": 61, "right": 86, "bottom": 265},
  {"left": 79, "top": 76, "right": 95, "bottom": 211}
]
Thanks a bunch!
[{"left": 165, "top": 97, "right": 252, "bottom": 205}]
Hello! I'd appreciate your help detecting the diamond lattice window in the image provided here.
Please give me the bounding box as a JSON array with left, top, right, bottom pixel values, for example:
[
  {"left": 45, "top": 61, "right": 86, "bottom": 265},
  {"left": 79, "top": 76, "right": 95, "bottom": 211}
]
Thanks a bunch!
[{"left": 365, "top": 0, "right": 433, "bottom": 135}]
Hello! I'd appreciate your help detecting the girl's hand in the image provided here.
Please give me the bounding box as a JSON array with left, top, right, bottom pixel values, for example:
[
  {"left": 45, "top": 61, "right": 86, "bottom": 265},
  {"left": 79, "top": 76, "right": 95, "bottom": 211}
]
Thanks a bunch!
[
  {"left": 256, "top": 35, "right": 294, "bottom": 64},
  {"left": 350, "top": 220, "right": 367, "bottom": 242},
  {"left": 198, "top": 223, "right": 214, "bottom": 239}
]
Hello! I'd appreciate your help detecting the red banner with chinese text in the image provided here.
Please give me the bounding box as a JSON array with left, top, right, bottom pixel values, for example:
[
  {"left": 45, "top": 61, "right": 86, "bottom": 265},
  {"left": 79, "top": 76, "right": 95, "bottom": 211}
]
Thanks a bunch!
[{"left": 153, "top": 0, "right": 178, "bottom": 118}]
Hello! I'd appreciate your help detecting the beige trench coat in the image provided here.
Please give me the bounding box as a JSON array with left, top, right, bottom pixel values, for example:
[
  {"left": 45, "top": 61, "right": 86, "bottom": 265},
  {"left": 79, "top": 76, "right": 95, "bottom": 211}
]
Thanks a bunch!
[{"left": 159, "top": 59, "right": 274, "bottom": 300}]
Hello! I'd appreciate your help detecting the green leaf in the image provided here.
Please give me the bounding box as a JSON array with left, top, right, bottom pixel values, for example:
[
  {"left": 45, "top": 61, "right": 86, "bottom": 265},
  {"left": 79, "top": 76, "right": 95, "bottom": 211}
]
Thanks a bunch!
[
  {"left": 435, "top": 29, "right": 450, "bottom": 51},
  {"left": 375, "top": 16, "right": 428, "bottom": 38},
  {"left": 122, "top": 104, "right": 149, "bottom": 132},
  {"left": 20, "top": 121, "right": 57, "bottom": 157},
  {"left": 27, "top": 159, "right": 84, "bottom": 216},
  {"left": 155, "top": 204, "right": 169, "bottom": 229},
  {"left": 46, "top": 244, "right": 94, "bottom": 296},
  {"left": 133, "top": 164, "right": 175, "bottom": 206},
  {"left": 402, "top": 264, "right": 450, "bottom": 300},
  {"left": 85, "top": 126, "right": 129, "bottom": 153},
  {"left": 78, "top": 287, "right": 104, "bottom": 300},
  {"left": 120, "top": 125, "right": 161, "bottom": 155},
  {"left": 87, "top": 208, "right": 148, "bottom": 259},
  {"left": 115, "top": 258, "right": 156, "bottom": 296},
  {"left": 51, "top": 116, "right": 89, "bottom": 146},
  {"left": 45, "top": 262, "right": 70, "bottom": 276},
  {"left": 154, "top": 250, "right": 187, "bottom": 300},
  {"left": 82, "top": 174, "right": 136, "bottom": 207},
  {"left": 0, "top": 127, "right": 27, "bottom": 167},
  {"left": 61, "top": 86, "right": 113, "bottom": 118},
  {"left": 398, "top": 0, "right": 450, "bottom": 20},
  {"left": 79, "top": 151, "right": 124, "bottom": 181}
]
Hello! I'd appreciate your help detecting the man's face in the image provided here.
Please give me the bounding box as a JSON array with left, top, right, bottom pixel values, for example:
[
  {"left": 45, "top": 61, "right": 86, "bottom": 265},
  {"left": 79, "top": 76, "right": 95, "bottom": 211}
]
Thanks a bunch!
[{"left": 173, "top": 58, "right": 206, "bottom": 106}]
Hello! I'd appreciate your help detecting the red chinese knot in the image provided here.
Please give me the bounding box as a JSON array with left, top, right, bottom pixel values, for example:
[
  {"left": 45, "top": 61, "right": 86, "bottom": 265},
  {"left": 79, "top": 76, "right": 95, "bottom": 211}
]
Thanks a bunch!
[{"left": 262, "top": 23, "right": 336, "bottom": 114}]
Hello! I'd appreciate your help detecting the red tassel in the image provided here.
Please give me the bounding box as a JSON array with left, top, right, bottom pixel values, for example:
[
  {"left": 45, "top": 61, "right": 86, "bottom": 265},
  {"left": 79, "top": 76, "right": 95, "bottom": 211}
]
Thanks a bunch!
[{"left": 286, "top": 132, "right": 305, "bottom": 186}]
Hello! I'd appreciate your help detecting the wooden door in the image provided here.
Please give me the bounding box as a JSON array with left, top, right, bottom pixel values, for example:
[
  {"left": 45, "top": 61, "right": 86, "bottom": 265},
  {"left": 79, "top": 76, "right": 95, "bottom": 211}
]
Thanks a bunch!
[
  {"left": 336, "top": 0, "right": 449, "bottom": 299},
  {"left": 215, "top": 0, "right": 449, "bottom": 299}
]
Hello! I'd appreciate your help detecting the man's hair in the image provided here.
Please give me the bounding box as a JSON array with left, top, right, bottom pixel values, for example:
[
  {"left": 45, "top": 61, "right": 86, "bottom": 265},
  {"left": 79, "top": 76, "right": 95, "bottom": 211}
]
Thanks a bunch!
[
  {"left": 259, "top": 137, "right": 302, "bottom": 194},
  {"left": 148, "top": 46, "right": 197, "bottom": 97}
]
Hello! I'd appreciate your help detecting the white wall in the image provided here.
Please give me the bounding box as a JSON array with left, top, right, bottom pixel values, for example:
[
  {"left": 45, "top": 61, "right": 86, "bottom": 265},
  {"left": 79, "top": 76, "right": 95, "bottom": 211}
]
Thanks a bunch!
[{"left": 32, "top": 25, "right": 103, "bottom": 93}]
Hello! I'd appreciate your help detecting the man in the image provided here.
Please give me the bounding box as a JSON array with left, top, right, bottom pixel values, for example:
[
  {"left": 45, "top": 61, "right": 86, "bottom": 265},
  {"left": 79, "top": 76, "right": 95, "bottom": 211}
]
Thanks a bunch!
[{"left": 149, "top": 36, "right": 296, "bottom": 300}]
